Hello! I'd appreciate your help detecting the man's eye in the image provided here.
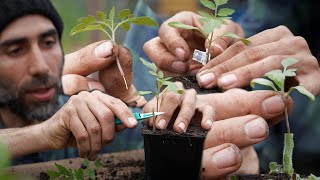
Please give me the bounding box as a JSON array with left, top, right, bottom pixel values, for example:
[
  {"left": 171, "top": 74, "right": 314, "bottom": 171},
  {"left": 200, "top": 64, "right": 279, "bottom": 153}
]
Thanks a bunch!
[
  {"left": 7, "top": 47, "right": 25, "bottom": 57},
  {"left": 42, "top": 38, "right": 57, "bottom": 48}
]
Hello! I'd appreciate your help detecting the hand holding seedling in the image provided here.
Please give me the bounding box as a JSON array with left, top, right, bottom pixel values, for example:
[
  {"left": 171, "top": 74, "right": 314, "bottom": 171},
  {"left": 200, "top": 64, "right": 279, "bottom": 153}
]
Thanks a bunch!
[{"left": 197, "top": 26, "right": 320, "bottom": 92}]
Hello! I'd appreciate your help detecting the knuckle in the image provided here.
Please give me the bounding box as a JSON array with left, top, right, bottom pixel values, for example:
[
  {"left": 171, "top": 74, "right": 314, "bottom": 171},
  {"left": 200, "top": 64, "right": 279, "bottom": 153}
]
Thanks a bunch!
[
  {"left": 89, "top": 125, "right": 101, "bottom": 136},
  {"left": 232, "top": 41, "right": 247, "bottom": 55},
  {"left": 109, "top": 97, "right": 123, "bottom": 105},
  {"left": 242, "top": 46, "right": 263, "bottom": 63},
  {"left": 78, "top": 131, "right": 89, "bottom": 144},
  {"left": 219, "top": 61, "right": 233, "bottom": 73},
  {"left": 103, "top": 134, "right": 115, "bottom": 144},
  {"left": 215, "top": 127, "right": 235, "bottom": 144},
  {"left": 275, "top": 25, "right": 292, "bottom": 35},
  {"left": 290, "top": 36, "right": 309, "bottom": 49},
  {"left": 185, "top": 88, "right": 197, "bottom": 96}
]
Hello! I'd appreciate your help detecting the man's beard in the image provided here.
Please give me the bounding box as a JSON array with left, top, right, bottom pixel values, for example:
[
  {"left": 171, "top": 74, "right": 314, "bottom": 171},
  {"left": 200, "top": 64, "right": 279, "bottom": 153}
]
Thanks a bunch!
[{"left": 0, "top": 75, "right": 63, "bottom": 122}]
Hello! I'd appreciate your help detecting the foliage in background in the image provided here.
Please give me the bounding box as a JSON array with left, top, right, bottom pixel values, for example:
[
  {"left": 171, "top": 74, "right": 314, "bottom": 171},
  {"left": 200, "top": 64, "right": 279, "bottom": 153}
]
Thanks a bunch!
[
  {"left": 168, "top": 0, "right": 251, "bottom": 63},
  {"left": 47, "top": 158, "right": 102, "bottom": 180},
  {"left": 251, "top": 58, "right": 315, "bottom": 178}
]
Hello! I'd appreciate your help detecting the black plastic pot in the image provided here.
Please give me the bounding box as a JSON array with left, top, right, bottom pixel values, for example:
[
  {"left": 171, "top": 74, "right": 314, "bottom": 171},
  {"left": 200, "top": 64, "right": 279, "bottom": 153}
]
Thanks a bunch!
[{"left": 142, "top": 125, "right": 206, "bottom": 180}]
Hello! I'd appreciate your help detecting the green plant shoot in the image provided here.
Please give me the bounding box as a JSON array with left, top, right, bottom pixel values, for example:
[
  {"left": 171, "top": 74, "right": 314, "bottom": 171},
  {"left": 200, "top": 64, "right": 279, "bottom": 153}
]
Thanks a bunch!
[
  {"left": 168, "top": 0, "right": 251, "bottom": 64},
  {"left": 70, "top": 7, "right": 158, "bottom": 89},
  {"left": 251, "top": 57, "right": 315, "bottom": 177},
  {"left": 47, "top": 158, "right": 102, "bottom": 180},
  {"left": 137, "top": 58, "right": 183, "bottom": 131}
]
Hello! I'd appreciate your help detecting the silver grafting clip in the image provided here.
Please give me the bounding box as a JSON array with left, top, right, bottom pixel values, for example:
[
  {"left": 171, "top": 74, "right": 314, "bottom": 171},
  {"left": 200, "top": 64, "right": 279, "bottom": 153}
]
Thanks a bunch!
[{"left": 192, "top": 48, "right": 211, "bottom": 65}]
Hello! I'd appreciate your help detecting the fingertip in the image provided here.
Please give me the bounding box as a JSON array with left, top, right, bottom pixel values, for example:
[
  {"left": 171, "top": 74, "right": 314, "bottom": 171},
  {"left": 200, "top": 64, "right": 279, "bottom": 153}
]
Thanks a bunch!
[{"left": 94, "top": 41, "right": 114, "bottom": 58}]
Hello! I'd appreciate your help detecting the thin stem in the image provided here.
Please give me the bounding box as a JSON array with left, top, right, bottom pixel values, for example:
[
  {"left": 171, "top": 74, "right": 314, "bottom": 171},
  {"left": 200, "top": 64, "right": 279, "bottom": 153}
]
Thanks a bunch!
[
  {"left": 285, "top": 107, "right": 290, "bottom": 133},
  {"left": 206, "top": 31, "right": 214, "bottom": 63}
]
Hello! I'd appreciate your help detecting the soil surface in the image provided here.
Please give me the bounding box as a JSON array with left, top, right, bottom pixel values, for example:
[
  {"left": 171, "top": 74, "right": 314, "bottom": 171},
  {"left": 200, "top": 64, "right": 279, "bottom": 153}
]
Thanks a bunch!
[
  {"left": 9, "top": 150, "right": 145, "bottom": 180},
  {"left": 228, "top": 173, "right": 291, "bottom": 180},
  {"left": 174, "top": 75, "right": 221, "bottom": 94}
]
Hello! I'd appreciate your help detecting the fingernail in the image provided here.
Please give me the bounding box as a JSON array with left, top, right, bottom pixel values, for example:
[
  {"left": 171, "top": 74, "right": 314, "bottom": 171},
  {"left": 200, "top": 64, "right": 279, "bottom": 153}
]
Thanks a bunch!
[
  {"left": 94, "top": 41, "right": 113, "bottom": 58},
  {"left": 218, "top": 74, "right": 237, "bottom": 88},
  {"left": 172, "top": 61, "right": 187, "bottom": 73},
  {"left": 158, "top": 119, "right": 166, "bottom": 129},
  {"left": 198, "top": 73, "right": 215, "bottom": 87},
  {"left": 214, "top": 44, "right": 224, "bottom": 53},
  {"left": 263, "top": 95, "right": 285, "bottom": 114},
  {"left": 175, "top": 48, "right": 185, "bottom": 61},
  {"left": 245, "top": 118, "right": 269, "bottom": 139},
  {"left": 178, "top": 122, "right": 186, "bottom": 132},
  {"left": 206, "top": 119, "right": 213, "bottom": 127},
  {"left": 212, "top": 146, "right": 237, "bottom": 169},
  {"left": 127, "top": 117, "right": 138, "bottom": 126}
]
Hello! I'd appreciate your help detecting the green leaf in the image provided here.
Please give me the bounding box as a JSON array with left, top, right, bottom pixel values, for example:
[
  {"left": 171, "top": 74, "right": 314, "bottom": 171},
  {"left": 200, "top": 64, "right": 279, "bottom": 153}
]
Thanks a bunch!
[
  {"left": 289, "top": 86, "right": 315, "bottom": 101},
  {"left": 87, "top": 169, "right": 95, "bottom": 179},
  {"left": 250, "top": 78, "right": 278, "bottom": 91},
  {"left": 217, "top": 8, "right": 235, "bottom": 16},
  {"left": 55, "top": 163, "right": 71, "bottom": 175},
  {"left": 139, "top": 58, "right": 157, "bottom": 72},
  {"left": 158, "top": 71, "right": 164, "bottom": 78},
  {"left": 47, "top": 170, "right": 60, "bottom": 179},
  {"left": 199, "top": 17, "right": 211, "bottom": 23},
  {"left": 82, "top": 158, "right": 90, "bottom": 167},
  {"left": 71, "top": 24, "right": 106, "bottom": 36},
  {"left": 283, "top": 133, "right": 294, "bottom": 177},
  {"left": 70, "top": 23, "right": 89, "bottom": 36},
  {"left": 96, "top": 11, "right": 107, "bottom": 22},
  {"left": 120, "top": 21, "right": 130, "bottom": 32},
  {"left": 168, "top": 22, "right": 201, "bottom": 31},
  {"left": 164, "top": 77, "right": 172, "bottom": 81},
  {"left": 281, "top": 57, "right": 300, "bottom": 70},
  {"left": 200, "top": 0, "right": 216, "bottom": 10},
  {"left": 198, "top": 11, "right": 212, "bottom": 18},
  {"left": 78, "top": 15, "right": 96, "bottom": 24},
  {"left": 265, "top": 70, "right": 285, "bottom": 91},
  {"left": 109, "top": 6, "right": 115, "bottom": 20},
  {"left": 75, "top": 169, "right": 84, "bottom": 180},
  {"left": 284, "top": 69, "right": 297, "bottom": 77},
  {"left": 119, "top": 9, "right": 131, "bottom": 19},
  {"left": 223, "top": 32, "right": 241, "bottom": 39},
  {"left": 137, "top": 91, "right": 154, "bottom": 95},
  {"left": 203, "top": 19, "right": 223, "bottom": 36},
  {"left": 163, "top": 81, "right": 181, "bottom": 93},
  {"left": 239, "top": 38, "right": 252, "bottom": 46},
  {"left": 95, "top": 160, "right": 103, "bottom": 168},
  {"left": 214, "top": 0, "right": 228, "bottom": 6},
  {"left": 0, "top": 141, "right": 10, "bottom": 169},
  {"left": 130, "top": 16, "right": 158, "bottom": 26},
  {"left": 269, "top": 162, "right": 283, "bottom": 174}
]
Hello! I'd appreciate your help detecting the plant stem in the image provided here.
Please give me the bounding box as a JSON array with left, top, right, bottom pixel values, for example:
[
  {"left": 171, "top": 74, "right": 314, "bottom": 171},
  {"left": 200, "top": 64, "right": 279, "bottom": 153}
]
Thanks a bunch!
[
  {"left": 285, "top": 107, "right": 290, "bottom": 134},
  {"left": 112, "top": 30, "right": 128, "bottom": 89},
  {"left": 283, "top": 133, "right": 294, "bottom": 177},
  {"left": 206, "top": 31, "right": 214, "bottom": 64}
]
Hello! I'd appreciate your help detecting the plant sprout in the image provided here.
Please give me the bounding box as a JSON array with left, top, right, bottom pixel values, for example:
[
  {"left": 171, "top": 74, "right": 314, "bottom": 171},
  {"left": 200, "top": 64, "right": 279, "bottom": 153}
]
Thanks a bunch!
[
  {"left": 168, "top": 0, "right": 251, "bottom": 64},
  {"left": 70, "top": 7, "right": 158, "bottom": 89},
  {"left": 251, "top": 57, "right": 315, "bottom": 177},
  {"left": 137, "top": 58, "right": 183, "bottom": 131},
  {"left": 47, "top": 158, "right": 103, "bottom": 180}
]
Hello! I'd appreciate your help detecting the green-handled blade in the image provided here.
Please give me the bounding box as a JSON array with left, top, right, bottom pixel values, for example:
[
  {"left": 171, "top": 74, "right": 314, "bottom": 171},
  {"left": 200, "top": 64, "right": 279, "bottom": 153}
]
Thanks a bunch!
[{"left": 114, "top": 112, "right": 165, "bottom": 125}]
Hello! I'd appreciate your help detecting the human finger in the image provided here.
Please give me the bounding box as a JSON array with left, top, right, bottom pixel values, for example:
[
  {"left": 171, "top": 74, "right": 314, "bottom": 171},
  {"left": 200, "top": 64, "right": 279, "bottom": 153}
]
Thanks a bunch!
[
  {"left": 173, "top": 89, "right": 197, "bottom": 133},
  {"left": 201, "top": 143, "right": 242, "bottom": 179},
  {"left": 92, "top": 90, "right": 138, "bottom": 128},
  {"left": 63, "top": 40, "right": 118, "bottom": 76},
  {"left": 144, "top": 37, "right": 190, "bottom": 75},
  {"left": 199, "top": 105, "right": 215, "bottom": 130},
  {"left": 62, "top": 74, "right": 105, "bottom": 95}
]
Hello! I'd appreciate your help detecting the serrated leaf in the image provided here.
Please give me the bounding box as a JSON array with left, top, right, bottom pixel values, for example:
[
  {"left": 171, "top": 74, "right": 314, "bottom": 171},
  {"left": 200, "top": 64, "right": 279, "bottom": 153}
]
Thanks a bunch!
[
  {"left": 78, "top": 15, "right": 96, "bottom": 24},
  {"left": 265, "top": 70, "right": 285, "bottom": 91},
  {"left": 281, "top": 57, "right": 300, "bottom": 70},
  {"left": 87, "top": 169, "right": 95, "bottom": 179},
  {"left": 168, "top": 22, "right": 201, "bottom": 31},
  {"left": 130, "top": 16, "right": 158, "bottom": 26},
  {"left": 158, "top": 71, "right": 164, "bottom": 78},
  {"left": 70, "top": 23, "right": 88, "bottom": 36},
  {"left": 214, "top": 0, "right": 228, "bottom": 6},
  {"left": 250, "top": 78, "right": 278, "bottom": 91},
  {"left": 200, "top": 0, "right": 216, "bottom": 10},
  {"left": 109, "top": 6, "right": 115, "bottom": 20},
  {"left": 75, "top": 169, "right": 84, "bottom": 180},
  {"left": 55, "top": 163, "right": 71, "bottom": 175},
  {"left": 198, "top": 11, "right": 212, "bottom": 18},
  {"left": 71, "top": 24, "right": 106, "bottom": 36},
  {"left": 119, "top": 9, "right": 131, "bottom": 19},
  {"left": 120, "top": 21, "right": 130, "bottom": 32},
  {"left": 96, "top": 11, "right": 107, "bottom": 22},
  {"left": 289, "top": 86, "right": 315, "bottom": 101},
  {"left": 139, "top": 58, "right": 157, "bottom": 72},
  {"left": 47, "top": 170, "right": 60, "bottom": 179},
  {"left": 217, "top": 8, "right": 235, "bottom": 16}
]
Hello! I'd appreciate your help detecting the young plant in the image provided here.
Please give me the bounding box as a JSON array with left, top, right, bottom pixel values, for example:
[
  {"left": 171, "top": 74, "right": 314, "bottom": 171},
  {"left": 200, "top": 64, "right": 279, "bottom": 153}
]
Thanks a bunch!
[
  {"left": 137, "top": 58, "right": 183, "bottom": 131},
  {"left": 70, "top": 7, "right": 158, "bottom": 89},
  {"left": 251, "top": 57, "right": 315, "bottom": 177},
  {"left": 168, "top": 0, "right": 251, "bottom": 64},
  {"left": 47, "top": 158, "right": 102, "bottom": 180}
]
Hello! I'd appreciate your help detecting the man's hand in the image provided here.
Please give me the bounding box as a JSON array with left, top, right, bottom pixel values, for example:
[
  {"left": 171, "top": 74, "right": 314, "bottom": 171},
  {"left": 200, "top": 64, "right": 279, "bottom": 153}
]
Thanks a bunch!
[
  {"left": 196, "top": 26, "right": 320, "bottom": 96},
  {"left": 63, "top": 40, "right": 147, "bottom": 107},
  {"left": 143, "top": 11, "right": 244, "bottom": 76},
  {"left": 41, "top": 90, "right": 138, "bottom": 160},
  {"left": 143, "top": 85, "right": 292, "bottom": 179}
]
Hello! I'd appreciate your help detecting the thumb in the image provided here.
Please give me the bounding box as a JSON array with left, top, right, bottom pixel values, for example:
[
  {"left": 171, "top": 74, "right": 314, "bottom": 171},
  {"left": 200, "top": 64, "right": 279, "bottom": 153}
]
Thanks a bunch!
[{"left": 63, "top": 40, "right": 119, "bottom": 76}]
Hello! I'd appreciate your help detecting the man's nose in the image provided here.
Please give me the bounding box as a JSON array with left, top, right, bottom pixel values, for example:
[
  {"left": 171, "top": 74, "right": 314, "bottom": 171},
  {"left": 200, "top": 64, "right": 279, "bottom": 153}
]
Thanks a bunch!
[{"left": 28, "top": 46, "right": 50, "bottom": 76}]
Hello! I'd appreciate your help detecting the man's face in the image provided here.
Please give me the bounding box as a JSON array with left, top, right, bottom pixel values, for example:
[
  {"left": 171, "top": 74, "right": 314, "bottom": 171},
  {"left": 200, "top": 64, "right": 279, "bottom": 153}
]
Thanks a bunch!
[{"left": 0, "top": 15, "right": 64, "bottom": 122}]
